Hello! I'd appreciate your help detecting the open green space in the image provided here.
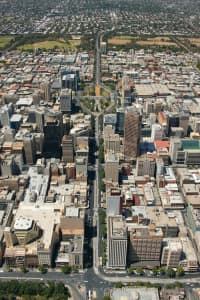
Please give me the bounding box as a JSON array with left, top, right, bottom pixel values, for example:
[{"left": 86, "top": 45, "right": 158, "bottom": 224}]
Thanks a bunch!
[
  {"left": 107, "top": 34, "right": 181, "bottom": 51},
  {"left": 101, "top": 87, "right": 110, "bottom": 98},
  {"left": 17, "top": 39, "right": 80, "bottom": 51},
  {"left": 0, "top": 36, "right": 13, "bottom": 49},
  {"left": 0, "top": 280, "right": 70, "bottom": 300},
  {"left": 84, "top": 86, "right": 95, "bottom": 96},
  {"left": 108, "top": 35, "right": 137, "bottom": 45}
]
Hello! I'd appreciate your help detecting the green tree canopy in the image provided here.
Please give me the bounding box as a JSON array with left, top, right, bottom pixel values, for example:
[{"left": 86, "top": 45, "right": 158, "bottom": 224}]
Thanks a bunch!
[
  {"left": 38, "top": 265, "right": 47, "bottom": 274},
  {"left": 166, "top": 267, "right": 176, "bottom": 278},
  {"left": 177, "top": 265, "right": 185, "bottom": 277},
  {"left": 61, "top": 264, "right": 72, "bottom": 274},
  {"left": 114, "top": 282, "right": 123, "bottom": 288}
]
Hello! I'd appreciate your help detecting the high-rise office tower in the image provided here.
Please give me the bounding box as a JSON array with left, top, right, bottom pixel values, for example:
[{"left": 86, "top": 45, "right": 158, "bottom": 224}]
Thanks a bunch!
[
  {"left": 13, "top": 217, "right": 40, "bottom": 246},
  {"left": 3, "top": 127, "right": 15, "bottom": 142},
  {"left": 66, "top": 163, "right": 76, "bottom": 179},
  {"left": 136, "top": 157, "right": 156, "bottom": 177},
  {"left": 105, "top": 153, "right": 119, "bottom": 183},
  {"left": 145, "top": 100, "right": 154, "bottom": 114},
  {"left": 61, "top": 73, "right": 78, "bottom": 91},
  {"left": 23, "top": 133, "right": 36, "bottom": 165},
  {"left": 167, "top": 112, "right": 179, "bottom": 135},
  {"left": 128, "top": 226, "right": 163, "bottom": 266},
  {"left": 104, "top": 133, "right": 120, "bottom": 155},
  {"left": 124, "top": 109, "right": 141, "bottom": 161},
  {"left": 103, "top": 114, "right": 117, "bottom": 129},
  {"left": 158, "top": 111, "right": 167, "bottom": 134},
  {"left": 116, "top": 108, "right": 125, "bottom": 136},
  {"left": 60, "top": 89, "right": 72, "bottom": 114},
  {"left": 34, "top": 133, "right": 44, "bottom": 155},
  {"left": 43, "top": 111, "right": 62, "bottom": 158},
  {"left": 0, "top": 104, "right": 13, "bottom": 127},
  {"left": 62, "top": 135, "right": 74, "bottom": 163},
  {"left": 154, "top": 99, "right": 163, "bottom": 114},
  {"left": 169, "top": 138, "right": 182, "bottom": 164},
  {"left": 35, "top": 109, "right": 44, "bottom": 133},
  {"left": 28, "top": 108, "right": 36, "bottom": 123},
  {"left": 194, "top": 119, "right": 200, "bottom": 133},
  {"left": 28, "top": 107, "right": 44, "bottom": 133},
  {"left": 161, "top": 239, "right": 182, "bottom": 268},
  {"left": 156, "top": 158, "right": 165, "bottom": 184},
  {"left": 107, "top": 215, "right": 127, "bottom": 269},
  {"left": 4, "top": 227, "right": 18, "bottom": 247},
  {"left": 121, "top": 76, "right": 131, "bottom": 107},
  {"left": 179, "top": 113, "right": 189, "bottom": 137},
  {"left": 40, "top": 81, "right": 50, "bottom": 102},
  {"left": 0, "top": 107, "right": 10, "bottom": 127},
  {"left": 76, "top": 157, "right": 87, "bottom": 179},
  {"left": 0, "top": 155, "right": 16, "bottom": 177},
  {"left": 151, "top": 123, "right": 163, "bottom": 141}
]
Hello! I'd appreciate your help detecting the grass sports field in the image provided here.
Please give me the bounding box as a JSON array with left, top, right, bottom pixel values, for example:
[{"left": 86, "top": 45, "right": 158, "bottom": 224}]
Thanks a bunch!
[
  {"left": 136, "top": 36, "right": 177, "bottom": 46},
  {"left": 108, "top": 36, "right": 136, "bottom": 45},
  {"left": 107, "top": 35, "right": 178, "bottom": 48},
  {"left": 187, "top": 38, "right": 200, "bottom": 47},
  {"left": 17, "top": 39, "right": 80, "bottom": 51},
  {"left": 0, "top": 36, "right": 13, "bottom": 49}
]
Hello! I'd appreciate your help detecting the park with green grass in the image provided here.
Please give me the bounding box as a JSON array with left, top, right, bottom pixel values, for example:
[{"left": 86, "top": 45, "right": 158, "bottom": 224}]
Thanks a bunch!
[
  {"left": 17, "top": 39, "right": 80, "bottom": 51},
  {"left": 0, "top": 36, "right": 13, "bottom": 49}
]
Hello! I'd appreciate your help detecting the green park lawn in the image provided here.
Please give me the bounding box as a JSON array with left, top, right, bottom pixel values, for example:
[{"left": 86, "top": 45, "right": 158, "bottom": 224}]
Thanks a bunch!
[
  {"left": 17, "top": 39, "right": 80, "bottom": 51},
  {"left": 0, "top": 36, "right": 13, "bottom": 49}
]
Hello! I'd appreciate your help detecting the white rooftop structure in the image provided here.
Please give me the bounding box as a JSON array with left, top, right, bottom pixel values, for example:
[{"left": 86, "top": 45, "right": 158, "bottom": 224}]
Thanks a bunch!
[
  {"left": 24, "top": 167, "right": 49, "bottom": 203},
  {"left": 10, "top": 114, "right": 22, "bottom": 122},
  {"left": 14, "top": 216, "right": 33, "bottom": 231},
  {"left": 135, "top": 83, "right": 171, "bottom": 97},
  {"left": 16, "top": 97, "right": 33, "bottom": 107},
  {"left": 111, "top": 287, "right": 160, "bottom": 300},
  {"left": 65, "top": 207, "right": 79, "bottom": 217}
]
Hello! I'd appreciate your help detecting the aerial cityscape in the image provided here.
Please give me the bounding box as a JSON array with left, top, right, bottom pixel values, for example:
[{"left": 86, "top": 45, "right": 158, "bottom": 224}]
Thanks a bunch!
[{"left": 1, "top": 0, "right": 200, "bottom": 299}]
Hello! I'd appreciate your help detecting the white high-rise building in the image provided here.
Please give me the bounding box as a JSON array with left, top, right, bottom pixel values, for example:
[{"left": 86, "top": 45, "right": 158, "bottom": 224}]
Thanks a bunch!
[
  {"left": 151, "top": 123, "right": 163, "bottom": 141},
  {"left": 0, "top": 106, "right": 10, "bottom": 127},
  {"left": 107, "top": 215, "right": 127, "bottom": 269}
]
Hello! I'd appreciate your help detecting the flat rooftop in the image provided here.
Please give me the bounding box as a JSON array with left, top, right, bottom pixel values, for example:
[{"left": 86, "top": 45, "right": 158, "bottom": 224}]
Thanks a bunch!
[
  {"left": 135, "top": 83, "right": 170, "bottom": 97},
  {"left": 182, "top": 139, "right": 200, "bottom": 150},
  {"left": 111, "top": 287, "right": 159, "bottom": 300},
  {"left": 108, "top": 216, "right": 127, "bottom": 239},
  {"left": 15, "top": 202, "right": 63, "bottom": 249},
  {"left": 60, "top": 217, "right": 84, "bottom": 235},
  {"left": 14, "top": 216, "right": 33, "bottom": 231}
]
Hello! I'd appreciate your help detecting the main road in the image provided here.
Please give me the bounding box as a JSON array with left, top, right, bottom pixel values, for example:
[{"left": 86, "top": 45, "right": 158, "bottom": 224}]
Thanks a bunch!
[
  {"left": 93, "top": 114, "right": 101, "bottom": 273},
  {"left": 95, "top": 32, "right": 101, "bottom": 86}
]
